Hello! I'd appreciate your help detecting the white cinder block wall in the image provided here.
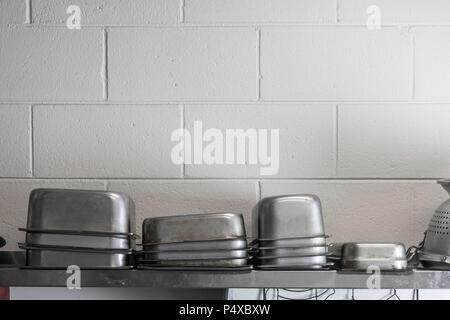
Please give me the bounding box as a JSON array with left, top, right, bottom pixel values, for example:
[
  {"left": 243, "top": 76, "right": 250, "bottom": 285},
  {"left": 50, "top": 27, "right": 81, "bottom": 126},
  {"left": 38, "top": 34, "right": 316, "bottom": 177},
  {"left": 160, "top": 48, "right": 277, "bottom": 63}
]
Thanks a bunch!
[{"left": 1, "top": 0, "right": 450, "bottom": 252}]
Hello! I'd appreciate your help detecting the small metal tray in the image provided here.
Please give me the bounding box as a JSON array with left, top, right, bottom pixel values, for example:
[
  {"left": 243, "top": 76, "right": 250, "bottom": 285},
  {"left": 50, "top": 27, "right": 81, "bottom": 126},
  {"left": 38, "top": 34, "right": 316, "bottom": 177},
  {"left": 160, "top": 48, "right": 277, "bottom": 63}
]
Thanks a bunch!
[
  {"left": 142, "top": 238, "right": 248, "bottom": 252},
  {"left": 254, "top": 235, "right": 329, "bottom": 248},
  {"left": 254, "top": 255, "right": 327, "bottom": 266},
  {"left": 24, "top": 232, "right": 135, "bottom": 250},
  {"left": 138, "top": 258, "right": 249, "bottom": 267},
  {"left": 253, "top": 195, "right": 325, "bottom": 240},
  {"left": 26, "top": 188, "right": 135, "bottom": 234},
  {"left": 340, "top": 242, "right": 408, "bottom": 270},
  {"left": 25, "top": 249, "right": 133, "bottom": 268},
  {"left": 139, "top": 249, "right": 249, "bottom": 261},
  {"left": 143, "top": 213, "right": 246, "bottom": 244},
  {"left": 253, "top": 246, "right": 327, "bottom": 258}
]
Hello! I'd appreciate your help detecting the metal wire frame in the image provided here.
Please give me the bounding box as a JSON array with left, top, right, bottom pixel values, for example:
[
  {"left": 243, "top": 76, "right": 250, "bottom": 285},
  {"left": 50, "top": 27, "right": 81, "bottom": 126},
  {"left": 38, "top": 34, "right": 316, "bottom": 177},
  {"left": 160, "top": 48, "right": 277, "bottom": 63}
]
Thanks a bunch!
[
  {"left": 412, "top": 288, "right": 420, "bottom": 300},
  {"left": 386, "top": 289, "right": 401, "bottom": 300},
  {"left": 262, "top": 287, "right": 420, "bottom": 300},
  {"left": 276, "top": 288, "right": 331, "bottom": 300}
]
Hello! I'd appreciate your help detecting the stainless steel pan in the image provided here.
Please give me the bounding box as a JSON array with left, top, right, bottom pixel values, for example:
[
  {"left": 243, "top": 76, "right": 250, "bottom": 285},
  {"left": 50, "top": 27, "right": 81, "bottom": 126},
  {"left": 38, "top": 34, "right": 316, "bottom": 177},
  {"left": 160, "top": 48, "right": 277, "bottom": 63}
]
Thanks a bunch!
[
  {"left": 254, "top": 235, "right": 328, "bottom": 248},
  {"left": 253, "top": 195, "right": 325, "bottom": 240},
  {"left": 18, "top": 243, "right": 133, "bottom": 254},
  {"left": 254, "top": 246, "right": 327, "bottom": 258},
  {"left": 254, "top": 255, "right": 327, "bottom": 266},
  {"left": 340, "top": 242, "right": 407, "bottom": 270},
  {"left": 25, "top": 232, "right": 134, "bottom": 250},
  {"left": 256, "top": 263, "right": 333, "bottom": 270},
  {"left": 137, "top": 265, "right": 252, "bottom": 271},
  {"left": 140, "top": 249, "right": 249, "bottom": 261},
  {"left": 139, "top": 258, "right": 248, "bottom": 267},
  {"left": 19, "top": 227, "right": 138, "bottom": 238},
  {"left": 143, "top": 213, "right": 246, "bottom": 244},
  {"left": 25, "top": 248, "right": 132, "bottom": 268},
  {"left": 26, "top": 189, "right": 135, "bottom": 234},
  {"left": 142, "top": 238, "right": 248, "bottom": 252}
]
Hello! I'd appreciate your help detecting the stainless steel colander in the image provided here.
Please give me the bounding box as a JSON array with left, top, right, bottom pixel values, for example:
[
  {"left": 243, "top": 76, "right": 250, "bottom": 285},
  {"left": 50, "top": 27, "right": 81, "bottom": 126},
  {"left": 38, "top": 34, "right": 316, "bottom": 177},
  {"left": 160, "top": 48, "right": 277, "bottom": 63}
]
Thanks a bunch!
[{"left": 419, "top": 180, "right": 450, "bottom": 267}]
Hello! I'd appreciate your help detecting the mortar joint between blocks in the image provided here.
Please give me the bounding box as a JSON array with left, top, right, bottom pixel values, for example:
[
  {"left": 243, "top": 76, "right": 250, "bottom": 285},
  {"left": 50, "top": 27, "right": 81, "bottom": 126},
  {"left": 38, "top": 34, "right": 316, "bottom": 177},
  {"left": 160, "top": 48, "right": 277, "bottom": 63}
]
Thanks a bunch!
[
  {"left": 25, "top": 0, "right": 31, "bottom": 24},
  {"left": 335, "top": 0, "right": 340, "bottom": 24},
  {"left": 102, "top": 28, "right": 109, "bottom": 101},
  {"left": 256, "top": 27, "right": 262, "bottom": 101},
  {"left": 29, "top": 104, "right": 34, "bottom": 177},
  {"left": 179, "top": 0, "right": 185, "bottom": 23}
]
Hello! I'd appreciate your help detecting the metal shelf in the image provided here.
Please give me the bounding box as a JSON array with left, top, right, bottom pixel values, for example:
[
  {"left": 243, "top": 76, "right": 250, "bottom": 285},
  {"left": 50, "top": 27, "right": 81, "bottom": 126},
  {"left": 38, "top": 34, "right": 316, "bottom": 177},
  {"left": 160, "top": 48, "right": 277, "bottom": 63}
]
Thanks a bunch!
[{"left": 0, "top": 268, "right": 449, "bottom": 289}]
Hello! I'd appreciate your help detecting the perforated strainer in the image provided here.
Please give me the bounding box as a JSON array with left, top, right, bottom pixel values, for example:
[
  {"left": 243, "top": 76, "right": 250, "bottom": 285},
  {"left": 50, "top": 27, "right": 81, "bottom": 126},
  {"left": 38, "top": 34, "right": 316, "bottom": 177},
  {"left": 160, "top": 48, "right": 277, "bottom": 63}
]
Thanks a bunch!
[{"left": 419, "top": 180, "right": 450, "bottom": 267}]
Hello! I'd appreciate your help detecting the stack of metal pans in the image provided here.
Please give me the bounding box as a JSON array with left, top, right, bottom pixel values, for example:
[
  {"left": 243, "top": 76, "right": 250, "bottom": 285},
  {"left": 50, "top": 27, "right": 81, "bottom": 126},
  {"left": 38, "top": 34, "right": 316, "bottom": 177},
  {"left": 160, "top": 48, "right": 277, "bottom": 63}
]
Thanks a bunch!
[
  {"left": 251, "top": 195, "right": 332, "bottom": 270},
  {"left": 138, "top": 213, "right": 251, "bottom": 270},
  {"left": 19, "top": 189, "right": 137, "bottom": 269},
  {"left": 418, "top": 179, "right": 450, "bottom": 269}
]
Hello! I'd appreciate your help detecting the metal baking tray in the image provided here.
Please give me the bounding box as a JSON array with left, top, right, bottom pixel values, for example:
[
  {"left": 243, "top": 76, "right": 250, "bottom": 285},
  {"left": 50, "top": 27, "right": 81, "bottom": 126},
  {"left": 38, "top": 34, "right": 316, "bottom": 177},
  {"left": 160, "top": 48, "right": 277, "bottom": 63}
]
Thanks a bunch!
[
  {"left": 254, "top": 235, "right": 329, "bottom": 249},
  {"left": 255, "top": 262, "right": 334, "bottom": 270},
  {"left": 142, "top": 238, "right": 248, "bottom": 252},
  {"left": 137, "top": 265, "right": 253, "bottom": 271},
  {"left": 140, "top": 249, "right": 249, "bottom": 261},
  {"left": 340, "top": 243, "right": 408, "bottom": 270},
  {"left": 138, "top": 258, "right": 249, "bottom": 267},
  {"left": 26, "top": 188, "right": 135, "bottom": 234},
  {"left": 143, "top": 213, "right": 246, "bottom": 244},
  {"left": 25, "top": 232, "right": 134, "bottom": 250},
  {"left": 254, "top": 255, "right": 327, "bottom": 266},
  {"left": 254, "top": 246, "right": 327, "bottom": 258},
  {"left": 253, "top": 195, "right": 325, "bottom": 240},
  {"left": 25, "top": 249, "right": 133, "bottom": 268}
]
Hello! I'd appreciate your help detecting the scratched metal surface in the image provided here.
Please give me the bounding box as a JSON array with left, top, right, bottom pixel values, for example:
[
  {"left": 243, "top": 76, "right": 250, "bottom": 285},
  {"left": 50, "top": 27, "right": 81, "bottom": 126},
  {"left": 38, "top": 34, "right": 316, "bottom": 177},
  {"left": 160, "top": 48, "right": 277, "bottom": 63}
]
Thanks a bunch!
[{"left": 0, "top": 269, "right": 449, "bottom": 289}]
